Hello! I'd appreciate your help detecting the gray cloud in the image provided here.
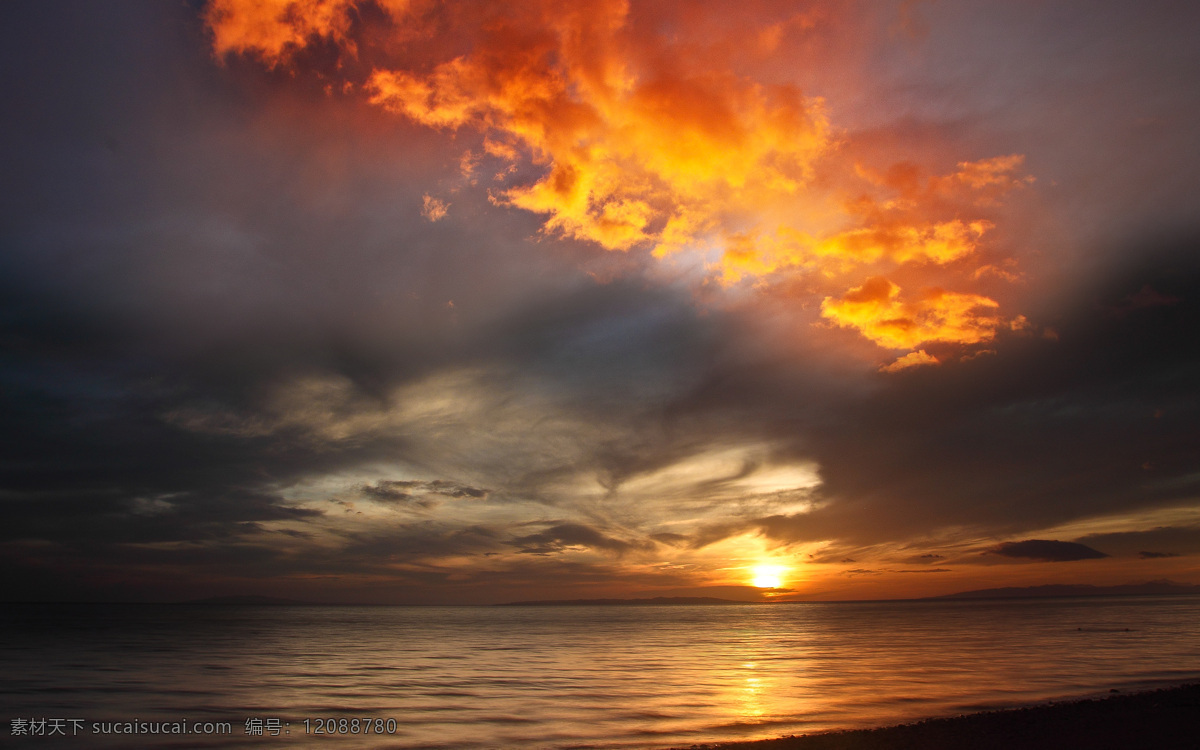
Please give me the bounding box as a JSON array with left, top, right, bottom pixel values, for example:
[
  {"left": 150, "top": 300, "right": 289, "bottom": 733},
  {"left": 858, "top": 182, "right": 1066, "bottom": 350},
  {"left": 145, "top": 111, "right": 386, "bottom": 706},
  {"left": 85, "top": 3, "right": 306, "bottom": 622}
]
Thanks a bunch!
[
  {"left": 988, "top": 540, "right": 1108, "bottom": 563},
  {"left": 509, "top": 523, "right": 650, "bottom": 556},
  {"left": 361, "top": 480, "right": 490, "bottom": 508},
  {"left": 0, "top": 488, "right": 322, "bottom": 546},
  {"left": 1076, "top": 526, "right": 1200, "bottom": 559},
  {"left": 748, "top": 244, "right": 1200, "bottom": 549}
]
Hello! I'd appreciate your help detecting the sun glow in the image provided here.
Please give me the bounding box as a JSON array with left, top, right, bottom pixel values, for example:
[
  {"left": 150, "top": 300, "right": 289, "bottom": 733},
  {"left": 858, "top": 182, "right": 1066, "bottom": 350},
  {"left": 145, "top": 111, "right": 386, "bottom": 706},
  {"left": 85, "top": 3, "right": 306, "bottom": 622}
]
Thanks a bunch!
[{"left": 750, "top": 564, "right": 787, "bottom": 589}]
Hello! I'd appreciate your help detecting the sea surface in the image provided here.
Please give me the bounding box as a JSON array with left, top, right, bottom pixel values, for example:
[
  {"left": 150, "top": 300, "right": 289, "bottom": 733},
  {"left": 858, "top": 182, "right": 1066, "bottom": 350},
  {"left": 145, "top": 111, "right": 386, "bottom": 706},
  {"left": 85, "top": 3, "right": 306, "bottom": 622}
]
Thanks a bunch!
[{"left": 3, "top": 596, "right": 1200, "bottom": 748}]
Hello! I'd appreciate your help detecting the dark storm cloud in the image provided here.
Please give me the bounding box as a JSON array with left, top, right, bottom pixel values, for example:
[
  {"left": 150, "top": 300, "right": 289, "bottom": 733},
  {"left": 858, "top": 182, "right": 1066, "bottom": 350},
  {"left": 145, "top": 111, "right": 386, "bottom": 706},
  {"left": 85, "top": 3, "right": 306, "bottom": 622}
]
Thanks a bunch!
[
  {"left": 334, "top": 524, "right": 507, "bottom": 564},
  {"left": 748, "top": 241, "right": 1200, "bottom": 547},
  {"left": 493, "top": 281, "right": 717, "bottom": 400},
  {"left": 1077, "top": 526, "right": 1200, "bottom": 559},
  {"left": 361, "top": 479, "right": 490, "bottom": 507},
  {"left": 1, "top": 488, "right": 321, "bottom": 546},
  {"left": 0, "top": 2, "right": 718, "bottom": 595},
  {"left": 509, "top": 523, "right": 650, "bottom": 556},
  {"left": 988, "top": 540, "right": 1108, "bottom": 563},
  {"left": 423, "top": 480, "right": 488, "bottom": 499}
]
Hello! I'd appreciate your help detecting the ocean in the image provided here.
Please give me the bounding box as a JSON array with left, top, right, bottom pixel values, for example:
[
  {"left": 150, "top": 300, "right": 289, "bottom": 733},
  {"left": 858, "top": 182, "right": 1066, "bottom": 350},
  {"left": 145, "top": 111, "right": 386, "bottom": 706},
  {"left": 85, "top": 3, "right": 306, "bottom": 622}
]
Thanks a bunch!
[{"left": 3, "top": 596, "right": 1199, "bottom": 748}]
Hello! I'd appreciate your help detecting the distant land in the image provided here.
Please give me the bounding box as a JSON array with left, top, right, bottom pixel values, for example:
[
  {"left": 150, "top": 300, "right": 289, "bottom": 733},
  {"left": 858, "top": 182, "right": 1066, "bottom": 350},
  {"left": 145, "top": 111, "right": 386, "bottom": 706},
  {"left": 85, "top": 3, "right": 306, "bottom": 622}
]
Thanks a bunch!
[
  {"left": 933, "top": 580, "right": 1200, "bottom": 600},
  {"left": 497, "top": 596, "right": 760, "bottom": 606}
]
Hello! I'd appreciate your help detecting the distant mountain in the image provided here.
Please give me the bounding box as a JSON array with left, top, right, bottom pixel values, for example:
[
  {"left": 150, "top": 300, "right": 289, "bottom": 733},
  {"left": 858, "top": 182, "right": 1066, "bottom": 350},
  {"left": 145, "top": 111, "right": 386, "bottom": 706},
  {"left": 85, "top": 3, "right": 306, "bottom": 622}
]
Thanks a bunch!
[
  {"left": 935, "top": 580, "right": 1200, "bottom": 600},
  {"left": 182, "top": 595, "right": 315, "bottom": 605},
  {"left": 497, "top": 596, "right": 760, "bottom": 606}
]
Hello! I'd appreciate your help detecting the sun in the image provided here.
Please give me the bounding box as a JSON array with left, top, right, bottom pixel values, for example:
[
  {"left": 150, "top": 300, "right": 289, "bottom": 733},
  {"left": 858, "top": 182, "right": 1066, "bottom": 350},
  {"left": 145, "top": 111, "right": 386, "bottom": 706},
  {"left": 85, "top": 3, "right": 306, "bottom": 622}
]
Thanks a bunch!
[{"left": 750, "top": 564, "right": 787, "bottom": 589}]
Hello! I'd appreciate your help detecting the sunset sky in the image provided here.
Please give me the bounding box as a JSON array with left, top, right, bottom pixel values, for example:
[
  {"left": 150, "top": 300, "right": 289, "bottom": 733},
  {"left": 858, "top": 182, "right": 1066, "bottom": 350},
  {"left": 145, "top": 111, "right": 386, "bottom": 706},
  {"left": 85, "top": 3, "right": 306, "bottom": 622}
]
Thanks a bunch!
[{"left": 2, "top": 0, "right": 1198, "bottom": 603}]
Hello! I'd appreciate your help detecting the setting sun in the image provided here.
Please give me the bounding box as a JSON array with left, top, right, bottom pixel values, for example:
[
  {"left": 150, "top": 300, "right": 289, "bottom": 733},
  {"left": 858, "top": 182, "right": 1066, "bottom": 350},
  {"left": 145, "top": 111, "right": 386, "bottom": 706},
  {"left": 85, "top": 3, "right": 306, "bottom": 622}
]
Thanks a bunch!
[{"left": 750, "top": 564, "right": 787, "bottom": 589}]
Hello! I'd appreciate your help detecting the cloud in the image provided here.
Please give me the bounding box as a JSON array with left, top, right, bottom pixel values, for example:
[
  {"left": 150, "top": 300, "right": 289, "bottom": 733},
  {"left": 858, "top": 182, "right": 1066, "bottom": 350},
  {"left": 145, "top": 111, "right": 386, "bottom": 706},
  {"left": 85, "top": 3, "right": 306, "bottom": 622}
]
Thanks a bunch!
[
  {"left": 988, "top": 540, "right": 1108, "bottom": 562},
  {"left": 2, "top": 1, "right": 1199, "bottom": 604},
  {"left": 0, "top": 488, "right": 322, "bottom": 547},
  {"left": 509, "top": 523, "right": 650, "bottom": 556},
  {"left": 1138, "top": 551, "right": 1180, "bottom": 559},
  {"left": 1076, "top": 525, "right": 1200, "bottom": 558},
  {"left": 821, "top": 276, "right": 1002, "bottom": 349},
  {"left": 362, "top": 479, "right": 489, "bottom": 505},
  {"left": 714, "top": 216, "right": 1002, "bottom": 285},
  {"left": 904, "top": 553, "right": 945, "bottom": 563},
  {"left": 753, "top": 242, "right": 1200, "bottom": 549},
  {"left": 881, "top": 349, "right": 938, "bottom": 373},
  {"left": 360, "top": 481, "right": 417, "bottom": 503},
  {"left": 1109, "top": 285, "right": 1181, "bottom": 317},
  {"left": 360, "top": 1, "right": 834, "bottom": 256},
  {"left": 206, "top": 0, "right": 364, "bottom": 67},
  {"left": 205, "top": 0, "right": 1029, "bottom": 355},
  {"left": 421, "top": 194, "right": 449, "bottom": 221},
  {"left": 335, "top": 522, "right": 507, "bottom": 564}
]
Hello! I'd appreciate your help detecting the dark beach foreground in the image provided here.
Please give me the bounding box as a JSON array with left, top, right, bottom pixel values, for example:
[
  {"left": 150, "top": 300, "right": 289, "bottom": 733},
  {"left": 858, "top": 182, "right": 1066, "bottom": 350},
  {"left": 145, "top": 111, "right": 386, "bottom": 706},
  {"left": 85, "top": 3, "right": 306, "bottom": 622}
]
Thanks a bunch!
[{"left": 681, "top": 684, "right": 1200, "bottom": 750}]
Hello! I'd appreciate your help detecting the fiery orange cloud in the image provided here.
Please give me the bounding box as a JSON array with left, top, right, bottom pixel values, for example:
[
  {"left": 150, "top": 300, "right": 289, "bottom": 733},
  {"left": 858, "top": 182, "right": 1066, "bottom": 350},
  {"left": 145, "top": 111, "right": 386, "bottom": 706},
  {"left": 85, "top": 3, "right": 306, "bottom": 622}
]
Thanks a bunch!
[
  {"left": 717, "top": 217, "right": 993, "bottom": 284},
  {"left": 821, "top": 276, "right": 1001, "bottom": 350},
  {"left": 363, "top": 2, "right": 831, "bottom": 254},
  {"left": 206, "top": 0, "right": 1030, "bottom": 361},
  {"left": 207, "top": 0, "right": 357, "bottom": 64}
]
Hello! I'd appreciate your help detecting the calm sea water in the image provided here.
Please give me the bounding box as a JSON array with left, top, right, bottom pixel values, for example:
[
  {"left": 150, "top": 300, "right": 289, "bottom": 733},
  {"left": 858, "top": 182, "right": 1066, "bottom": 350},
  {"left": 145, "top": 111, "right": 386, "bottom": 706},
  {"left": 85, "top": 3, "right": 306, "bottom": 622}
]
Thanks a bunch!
[{"left": 3, "top": 597, "right": 1199, "bottom": 748}]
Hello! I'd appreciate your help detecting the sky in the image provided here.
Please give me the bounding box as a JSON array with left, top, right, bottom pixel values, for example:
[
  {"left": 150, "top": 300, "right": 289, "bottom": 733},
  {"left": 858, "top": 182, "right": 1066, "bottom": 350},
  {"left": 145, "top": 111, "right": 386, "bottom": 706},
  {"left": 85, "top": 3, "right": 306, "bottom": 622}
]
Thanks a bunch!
[{"left": 1, "top": 0, "right": 1198, "bottom": 604}]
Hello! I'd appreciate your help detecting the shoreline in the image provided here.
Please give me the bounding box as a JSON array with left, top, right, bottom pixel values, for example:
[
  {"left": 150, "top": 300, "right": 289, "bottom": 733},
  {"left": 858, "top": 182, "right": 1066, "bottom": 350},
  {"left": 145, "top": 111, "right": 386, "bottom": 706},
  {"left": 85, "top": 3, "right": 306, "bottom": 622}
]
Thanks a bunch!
[{"left": 678, "top": 683, "right": 1200, "bottom": 750}]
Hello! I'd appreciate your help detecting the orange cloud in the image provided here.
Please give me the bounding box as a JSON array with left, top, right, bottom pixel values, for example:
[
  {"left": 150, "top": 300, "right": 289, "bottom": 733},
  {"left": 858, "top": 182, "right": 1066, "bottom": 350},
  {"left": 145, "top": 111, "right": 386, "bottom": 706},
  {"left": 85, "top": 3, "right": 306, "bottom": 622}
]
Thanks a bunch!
[
  {"left": 206, "top": 1, "right": 1029, "bottom": 359},
  {"left": 821, "top": 277, "right": 1002, "bottom": 349},
  {"left": 717, "top": 218, "right": 993, "bottom": 284},
  {"left": 421, "top": 194, "right": 449, "bottom": 221},
  {"left": 365, "top": 6, "right": 831, "bottom": 253},
  {"left": 206, "top": 0, "right": 359, "bottom": 65},
  {"left": 880, "top": 349, "right": 939, "bottom": 373},
  {"left": 855, "top": 154, "right": 1032, "bottom": 207},
  {"left": 947, "top": 154, "right": 1033, "bottom": 193}
]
